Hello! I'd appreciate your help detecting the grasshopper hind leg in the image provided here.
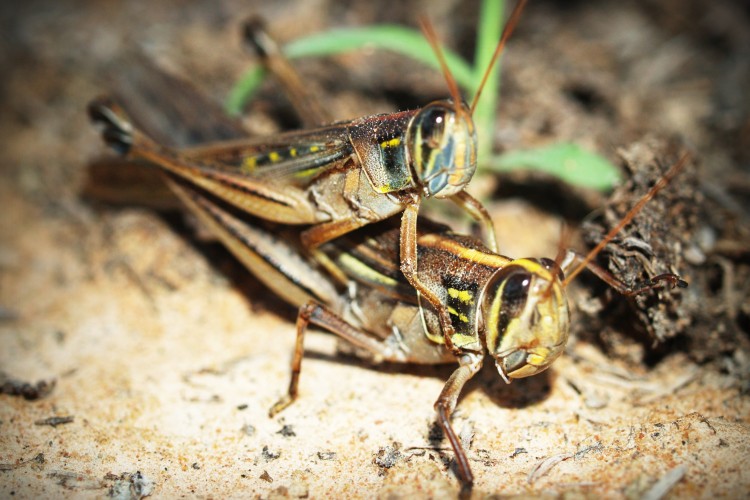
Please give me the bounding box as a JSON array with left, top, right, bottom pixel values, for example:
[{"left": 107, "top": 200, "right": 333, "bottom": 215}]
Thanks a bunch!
[
  {"left": 242, "top": 17, "right": 331, "bottom": 127},
  {"left": 270, "top": 301, "right": 409, "bottom": 417}
]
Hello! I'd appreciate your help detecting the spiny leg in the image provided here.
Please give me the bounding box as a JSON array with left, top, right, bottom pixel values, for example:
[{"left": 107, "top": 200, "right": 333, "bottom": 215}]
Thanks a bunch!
[
  {"left": 434, "top": 353, "right": 483, "bottom": 485},
  {"left": 450, "top": 190, "right": 498, "bottom": 252},
  {"left": 242, "top": 17, "right": 331, "bottom": 127},
  {"left": 270, "top": 301, "right": 406, "bottom": 417},
  {"left": 300, "top": 216, "right": 370, "bottom": 250}
]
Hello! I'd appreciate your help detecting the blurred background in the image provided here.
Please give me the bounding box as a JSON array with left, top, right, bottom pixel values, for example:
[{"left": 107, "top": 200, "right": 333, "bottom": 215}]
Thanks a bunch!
[{"left": 0, "top": 0, "right": 748, "bottom": 496}]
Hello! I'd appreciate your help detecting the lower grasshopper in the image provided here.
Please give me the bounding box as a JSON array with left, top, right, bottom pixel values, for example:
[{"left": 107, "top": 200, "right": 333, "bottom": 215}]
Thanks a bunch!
[
  {"left": 87, "top": 1, "right": 529, "bottom": 350},
  {"left": 142, "top": 157, "right": 686, "bottom": 485}
]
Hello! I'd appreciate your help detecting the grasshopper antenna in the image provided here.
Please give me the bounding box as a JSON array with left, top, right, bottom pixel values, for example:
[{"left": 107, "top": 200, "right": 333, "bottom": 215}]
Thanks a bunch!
[
  {"left": 542, "top": 221, "right": 572, "bottom": 300},
  {"left": 470, "top": 0, "right": 527, "bottom": 114},
  {"left": 419, "top": 17, "right": 464, "bottom": 119},
  {"left": 562, "top": 152, "right": 692, "bottom": 288}
]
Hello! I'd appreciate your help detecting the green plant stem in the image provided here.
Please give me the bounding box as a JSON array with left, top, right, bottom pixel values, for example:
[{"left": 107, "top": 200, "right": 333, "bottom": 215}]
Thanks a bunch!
[{"left": 472, "top": 0, "right": 504, "bottom": 166}]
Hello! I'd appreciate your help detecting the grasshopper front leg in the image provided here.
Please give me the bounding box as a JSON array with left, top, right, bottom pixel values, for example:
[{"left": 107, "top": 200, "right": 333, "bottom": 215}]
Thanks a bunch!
[
  {"left": 398, "top": 192, "right": 500, "bottom": 352},
  {"left": 399, "top": 200, "right": 460, "bottom": 351},
  {"left": 450, "top": 190, "right": 498, "bottom": 252},
  {"left": 434, "top": 352, "right": 484, "bottom": 485}
]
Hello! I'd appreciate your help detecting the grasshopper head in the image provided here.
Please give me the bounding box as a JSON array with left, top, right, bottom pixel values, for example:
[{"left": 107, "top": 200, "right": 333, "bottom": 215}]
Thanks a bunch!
[
  {"left": 481, "top": 258, "right": 570, "bottom": 381},
  {"left": 406, "top": 100, "right": 477, "bottom": 198}
]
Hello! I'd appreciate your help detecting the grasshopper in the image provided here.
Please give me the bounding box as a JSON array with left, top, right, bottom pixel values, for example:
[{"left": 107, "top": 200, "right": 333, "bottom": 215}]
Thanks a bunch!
[
  {"left": 105, "top": 154, "right": 685, "bottom": 485},
  {"left": 87, "top": 1, "right": 529, "bottom": 350},
  {"left": 87, "top": 4, "right": 687, "bottom": 483}
]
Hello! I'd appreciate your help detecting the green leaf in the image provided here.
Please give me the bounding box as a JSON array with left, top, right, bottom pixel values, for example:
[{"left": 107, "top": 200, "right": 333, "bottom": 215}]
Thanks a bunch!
[
  {"left": 226, "top": 66, "right": 268, "bottom": 116},
  {"left": 486, "top": 143, "right": 621, "bottom": 190}
]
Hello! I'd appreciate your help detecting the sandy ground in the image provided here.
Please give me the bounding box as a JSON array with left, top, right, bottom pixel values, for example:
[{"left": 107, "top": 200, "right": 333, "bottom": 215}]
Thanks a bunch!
[{"left": 1, "top": 0, "right": 749, "bottom": 498}]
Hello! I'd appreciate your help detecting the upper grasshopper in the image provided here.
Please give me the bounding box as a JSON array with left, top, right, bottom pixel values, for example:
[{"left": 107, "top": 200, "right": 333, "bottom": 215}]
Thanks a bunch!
[{"left": 88, "top": 1, "right": 528, "bottom": 349}]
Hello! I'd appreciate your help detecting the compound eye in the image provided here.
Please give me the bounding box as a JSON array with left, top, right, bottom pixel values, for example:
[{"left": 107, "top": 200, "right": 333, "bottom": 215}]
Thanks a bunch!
[
  {"left": 407, "top": 101, "right": 456, "bottom": 196},
  {"left": 501, "top": 270, "right": 531, "bottom": 317},
  {"left": 483, "top": 265, "right": 532, "bottom": 327},
  {"left": 407, "top": 100, "right": 477, "bottom": 198},
  {"left": 419, "top": 106, "right": 447, "bottom": 152},
  {"left": 408, "top": 104, "right": 451, "bottom": 196}
]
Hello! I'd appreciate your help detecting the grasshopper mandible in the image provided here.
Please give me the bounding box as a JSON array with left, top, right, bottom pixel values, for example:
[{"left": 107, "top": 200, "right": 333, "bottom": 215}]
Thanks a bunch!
[
  {"left": 87, "top": 1, "right": 529, "bottom": 351},
  {"left": 124, "top": 159, "right": 686, "bottom": 485}
]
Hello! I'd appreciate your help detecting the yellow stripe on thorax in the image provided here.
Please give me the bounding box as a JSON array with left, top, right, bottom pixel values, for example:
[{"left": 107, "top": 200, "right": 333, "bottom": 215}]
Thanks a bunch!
[
  {"left": 419, "top": 234, "right": 511, "bottom": 269},
  {"left": 447, "top": 306, "right": 469, "bottom": 323},
  {"left": 379, "top": 137, "right": 401, "bottom": 149},
  {"left": 448, "top": 288, "right": 474, "bottom": 304}
]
